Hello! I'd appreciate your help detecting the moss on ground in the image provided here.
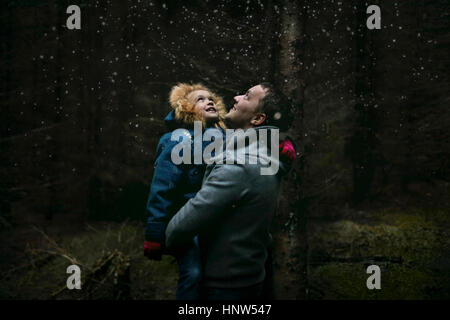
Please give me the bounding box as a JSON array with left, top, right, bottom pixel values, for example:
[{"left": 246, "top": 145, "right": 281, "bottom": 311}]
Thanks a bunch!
[
  {"left": 307, "top": 207, "right": 450, "bottom": 299},
  {"left": 309, "top": 262, "right": 446, "bottom": 299},
  {"left": 0, "top": 221, "right": 178, "bottom": 300}
]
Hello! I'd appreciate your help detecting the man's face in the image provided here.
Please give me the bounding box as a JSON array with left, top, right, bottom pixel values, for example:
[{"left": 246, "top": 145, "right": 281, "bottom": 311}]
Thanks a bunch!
[
  {"left": 187, "top": 90, "right": 219, "bottom": 123},
  {"left": 225, "top": 84, "right": 267, "bottom": 129}
]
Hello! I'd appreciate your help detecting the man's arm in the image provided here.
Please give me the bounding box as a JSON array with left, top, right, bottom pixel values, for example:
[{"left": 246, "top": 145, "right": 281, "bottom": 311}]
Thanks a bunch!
[{"left": 165, "top": 164, "right": 248, "bottom": 249}]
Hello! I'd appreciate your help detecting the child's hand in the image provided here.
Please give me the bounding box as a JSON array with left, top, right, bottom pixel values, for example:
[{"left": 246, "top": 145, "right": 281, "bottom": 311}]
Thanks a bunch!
[{"left": 143, "top": 241, "right": 162, "bottom": 261}]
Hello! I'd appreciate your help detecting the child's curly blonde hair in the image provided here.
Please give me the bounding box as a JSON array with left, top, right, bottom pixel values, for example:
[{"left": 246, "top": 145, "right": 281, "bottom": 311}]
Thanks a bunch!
[{"left": 169, "top": 83, "right": 227, "bottom": 130}]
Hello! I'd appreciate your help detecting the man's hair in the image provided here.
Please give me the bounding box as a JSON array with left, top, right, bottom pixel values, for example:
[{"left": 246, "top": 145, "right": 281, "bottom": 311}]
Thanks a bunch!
[{"left": 258, "top": 82, "right": 294, "bottom": 131}]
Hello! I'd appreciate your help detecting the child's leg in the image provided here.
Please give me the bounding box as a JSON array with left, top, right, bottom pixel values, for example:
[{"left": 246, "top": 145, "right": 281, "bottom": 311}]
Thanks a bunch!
[{"left": 175, "top": 236, "right": 202, "bottom": 300}]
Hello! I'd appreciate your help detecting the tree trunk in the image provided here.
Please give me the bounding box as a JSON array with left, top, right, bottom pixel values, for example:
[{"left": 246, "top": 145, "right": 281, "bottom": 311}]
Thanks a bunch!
[{"left": 272, "top": 0, "right": 307, "bottom": 299}]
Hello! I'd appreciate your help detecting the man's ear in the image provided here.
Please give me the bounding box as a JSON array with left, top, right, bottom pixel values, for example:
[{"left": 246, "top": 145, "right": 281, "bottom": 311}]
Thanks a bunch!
[{"left": 250, "top": 113, "right": 266, "bottom": 126}]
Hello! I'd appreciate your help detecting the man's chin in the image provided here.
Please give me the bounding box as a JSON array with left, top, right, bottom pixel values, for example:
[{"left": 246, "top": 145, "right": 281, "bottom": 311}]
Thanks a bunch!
[{"left": 224, "top": 116, "right": 236, "bottom": 128}]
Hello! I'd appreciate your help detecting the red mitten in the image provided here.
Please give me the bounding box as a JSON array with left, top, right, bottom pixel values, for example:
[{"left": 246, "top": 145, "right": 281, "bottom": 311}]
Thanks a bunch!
[
  {"left": 279, "top": 138, "right": 296, "bottom": 162},
  {"left": 143, "top": 241, "right": 162, "bottom": 261}
]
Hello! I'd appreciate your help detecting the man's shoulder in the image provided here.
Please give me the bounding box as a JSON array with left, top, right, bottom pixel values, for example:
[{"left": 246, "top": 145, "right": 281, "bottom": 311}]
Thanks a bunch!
[
  {"left": 208, "top": 163, "right": 270, "bottom": 183},
  {"left": 209, "top": 163, "right": 246, "bottom": 174}
]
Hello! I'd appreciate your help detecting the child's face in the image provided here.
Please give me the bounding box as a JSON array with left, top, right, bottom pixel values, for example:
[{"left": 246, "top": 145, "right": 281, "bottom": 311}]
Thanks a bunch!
[{"left": 187, "top": 90, "right": 219, "bottom": 123}]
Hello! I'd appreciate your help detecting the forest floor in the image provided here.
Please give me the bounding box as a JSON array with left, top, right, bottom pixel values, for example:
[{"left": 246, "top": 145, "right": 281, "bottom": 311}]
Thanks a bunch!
[
  {"left": 0, "top": 200, "right": 448, "bottom": 299},
  {"left": 0, "top": 220, "right": 178, "bottom": 300}
]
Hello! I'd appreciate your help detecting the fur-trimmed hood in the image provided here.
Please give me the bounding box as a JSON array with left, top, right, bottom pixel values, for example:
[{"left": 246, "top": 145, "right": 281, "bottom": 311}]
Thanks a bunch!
[{"left": 168, "top": 83, "right": 227, "bottom": 130}]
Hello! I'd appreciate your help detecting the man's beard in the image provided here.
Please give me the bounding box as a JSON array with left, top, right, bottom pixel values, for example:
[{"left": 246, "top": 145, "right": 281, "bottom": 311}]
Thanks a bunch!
[
  {"left": 224, "top": 115, "right": 239, "bottom": 129},
  {"left": 223, "top": 116, "right": 234, "bottom": 129}
]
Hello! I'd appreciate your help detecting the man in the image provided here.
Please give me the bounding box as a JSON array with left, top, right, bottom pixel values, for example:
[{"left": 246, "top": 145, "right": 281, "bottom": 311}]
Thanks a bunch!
[{"left": 165, "top": 83, "right": 294, "bottom": 300}]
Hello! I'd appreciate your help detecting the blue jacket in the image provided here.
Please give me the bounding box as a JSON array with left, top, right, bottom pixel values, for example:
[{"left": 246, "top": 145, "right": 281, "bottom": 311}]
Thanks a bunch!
[{"left": 145, "top": 110, "right": 223, "bottom": 244}]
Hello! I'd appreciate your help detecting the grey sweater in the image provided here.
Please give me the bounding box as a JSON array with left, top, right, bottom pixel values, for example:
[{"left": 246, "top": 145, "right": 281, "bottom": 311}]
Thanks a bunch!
[{"left": 165, "top": 126, "right": 284, "bottom": 288}]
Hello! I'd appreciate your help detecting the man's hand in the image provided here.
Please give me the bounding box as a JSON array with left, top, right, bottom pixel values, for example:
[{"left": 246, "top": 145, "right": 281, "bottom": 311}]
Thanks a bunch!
[
  {"left": 279, "top": 138, "right": 296, "bottom": 162},
  {"left": 143, "top": 241, "right": 162, "bottom": 261}
]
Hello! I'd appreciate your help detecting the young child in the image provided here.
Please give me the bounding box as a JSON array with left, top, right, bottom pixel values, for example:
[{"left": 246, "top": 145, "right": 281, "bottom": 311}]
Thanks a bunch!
[
  {"left": 144, "top": 83, "right": 227, "bottom": 300},
  {"left": 143, "top": 83, "right": 296, "bottom": 300}
]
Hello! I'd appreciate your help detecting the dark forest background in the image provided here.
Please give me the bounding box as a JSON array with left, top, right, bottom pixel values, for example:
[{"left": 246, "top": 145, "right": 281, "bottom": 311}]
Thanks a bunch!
[{"left": 0, "top": 0, "right": 449, "bottom": 299}]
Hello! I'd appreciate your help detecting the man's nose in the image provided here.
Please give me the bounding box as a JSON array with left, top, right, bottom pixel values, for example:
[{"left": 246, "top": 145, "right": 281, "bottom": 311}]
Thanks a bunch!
[{"left": 234, "top": 95, "right": 241, "bottom": 102}]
